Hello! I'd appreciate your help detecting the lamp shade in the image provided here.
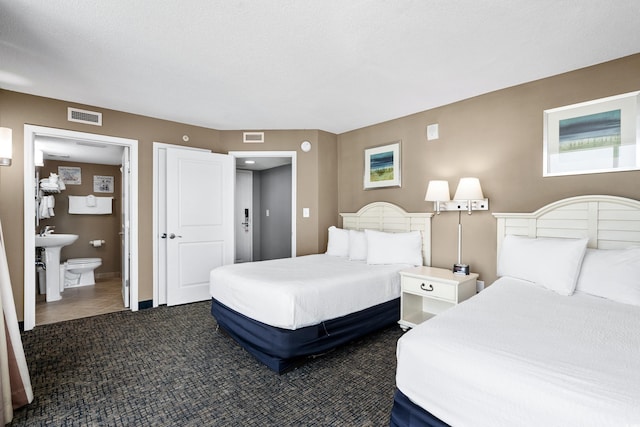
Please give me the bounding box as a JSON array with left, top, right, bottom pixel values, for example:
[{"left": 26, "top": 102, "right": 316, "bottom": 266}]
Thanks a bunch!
[
  {"left": 425, "top": 180, "right": 450, "bottom": 201},
  {"left": 453, "top": 177, "right": 483, "bottom": 200},
  {"left": 0, "top": 127, "right": 12, "bottom": 166}
]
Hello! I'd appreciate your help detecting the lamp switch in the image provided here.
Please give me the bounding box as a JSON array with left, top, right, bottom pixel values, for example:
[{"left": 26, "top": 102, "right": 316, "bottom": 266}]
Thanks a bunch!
[{"left": 265, "top": 209, "right": 270, "bottom": 217}]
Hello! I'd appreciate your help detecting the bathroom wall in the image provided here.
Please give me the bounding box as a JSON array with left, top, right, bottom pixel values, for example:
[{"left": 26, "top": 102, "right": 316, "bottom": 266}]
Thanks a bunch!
[{"left": 38, "top": 160, "right": 122, "bottom": 278}]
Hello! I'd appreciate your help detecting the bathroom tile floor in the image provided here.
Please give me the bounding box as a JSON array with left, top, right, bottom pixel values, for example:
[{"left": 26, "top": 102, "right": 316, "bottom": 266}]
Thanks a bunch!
[{"left": 36, "top": 278, "right": 126, "bottom": 325}]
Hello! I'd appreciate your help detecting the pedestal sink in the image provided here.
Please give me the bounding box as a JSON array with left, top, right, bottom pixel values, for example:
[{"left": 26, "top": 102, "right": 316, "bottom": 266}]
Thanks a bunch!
[{"left": 35, "top": 234, "right": 79, "bottom": 302}]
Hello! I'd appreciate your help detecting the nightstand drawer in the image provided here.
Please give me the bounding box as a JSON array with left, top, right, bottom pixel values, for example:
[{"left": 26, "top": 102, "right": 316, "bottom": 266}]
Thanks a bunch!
[{"left": 402, "top": 276, "right": 455, "bottom": 301}]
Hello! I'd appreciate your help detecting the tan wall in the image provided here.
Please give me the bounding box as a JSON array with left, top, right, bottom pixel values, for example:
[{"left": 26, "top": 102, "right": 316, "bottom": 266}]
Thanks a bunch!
[
  {"left": 0, "top": 90, "right": 221, "bottom": 316},
  {"left": 0, "top": 90, "right": 337, "bottom": 320},
  {"left": 317, "top": 131, "right": 339, "bottom": 252},
  {"left": 337, "top": 54, "right": 640, "bottom": 285},
  {"left": 39, "top": 160, "right": 122, "bottom": 276}
]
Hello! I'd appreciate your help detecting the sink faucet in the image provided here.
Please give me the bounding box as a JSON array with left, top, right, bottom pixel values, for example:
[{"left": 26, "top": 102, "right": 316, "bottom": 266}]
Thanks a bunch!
[{"left": 39, "top": 225, "right": 55, "bottom": 236}]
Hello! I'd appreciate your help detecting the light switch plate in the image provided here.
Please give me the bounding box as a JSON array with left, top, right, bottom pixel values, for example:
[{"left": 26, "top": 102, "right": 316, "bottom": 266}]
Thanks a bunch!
[
  {"left": 426, "top": 123, "right": 439, "bottom": 140},
  {"left": 303, "top": 208, "right": 310, "bottom": 218}
]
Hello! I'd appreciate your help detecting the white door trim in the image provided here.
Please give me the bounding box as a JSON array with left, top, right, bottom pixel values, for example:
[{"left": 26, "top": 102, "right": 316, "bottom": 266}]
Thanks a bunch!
[
  {"left": 151, "top": 142, "right": 211, "bottom": 307},
  {"left": 23, "top": 125, "right": 139, "bottom": 331},
  {"left": 235, "top": 170, "right": 253, "bottom": 263},
  {"left": 229, "top": 151, "right": 297, "bottom": 257}
]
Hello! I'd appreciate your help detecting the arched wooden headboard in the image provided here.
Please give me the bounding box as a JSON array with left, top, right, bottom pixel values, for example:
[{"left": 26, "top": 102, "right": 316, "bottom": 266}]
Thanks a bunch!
[
  {"left": 493, "top": 195, "right": 640, "bottom": 258},
  {"left": 340, "top": 201, "right": 433, "bottom": 266}
]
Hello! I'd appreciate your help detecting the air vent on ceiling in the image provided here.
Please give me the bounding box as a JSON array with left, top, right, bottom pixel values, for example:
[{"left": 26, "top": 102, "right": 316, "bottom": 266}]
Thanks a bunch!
[
  {"left": 243, "top": 132, "right": 264, "bottom": 143},
  {"left": 67, "top": 107, "right": 102, "bottom": 126}
]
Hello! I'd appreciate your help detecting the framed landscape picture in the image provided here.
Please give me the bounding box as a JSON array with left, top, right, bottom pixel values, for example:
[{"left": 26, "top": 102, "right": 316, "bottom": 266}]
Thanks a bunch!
[
  {"left": 364, "top": 141, "right": 401, "bottom": 189},
  {"left": 543, "top": 91, "right": 640, "bottom": 176}
]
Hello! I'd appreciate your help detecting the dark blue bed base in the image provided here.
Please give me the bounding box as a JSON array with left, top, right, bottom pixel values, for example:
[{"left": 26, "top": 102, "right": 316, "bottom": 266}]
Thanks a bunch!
[
  {"left": 211, "top": 297, "right": 400, "bottom": 373},
  {"left": 389, "top": 389, "right": 450, "bottom": 427}
]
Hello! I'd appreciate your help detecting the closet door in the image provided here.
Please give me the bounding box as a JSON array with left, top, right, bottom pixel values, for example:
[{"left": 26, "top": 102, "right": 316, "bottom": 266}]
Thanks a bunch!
[{"left": 165, "top": 149, "right": 233, "bottom": 305}]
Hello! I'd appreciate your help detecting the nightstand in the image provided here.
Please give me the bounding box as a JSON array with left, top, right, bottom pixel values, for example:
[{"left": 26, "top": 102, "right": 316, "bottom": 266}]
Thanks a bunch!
[{"left": 398, "top": 266, "right": 478, "bottom": 330}]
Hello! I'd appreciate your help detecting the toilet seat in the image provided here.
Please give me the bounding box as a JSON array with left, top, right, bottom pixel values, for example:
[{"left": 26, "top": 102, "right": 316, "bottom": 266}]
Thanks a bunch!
[{"left": 66, "top": 257, "right": 101, "bottom": 265}]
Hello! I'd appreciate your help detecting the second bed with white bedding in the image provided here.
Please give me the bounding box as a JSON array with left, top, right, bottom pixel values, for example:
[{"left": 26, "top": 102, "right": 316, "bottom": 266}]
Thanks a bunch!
[
  {"left": 210, "top": 253, "right": 408, "bottom": 330},
  {"left": 395, "top": 276, "right": 640, "bottom": 426}
]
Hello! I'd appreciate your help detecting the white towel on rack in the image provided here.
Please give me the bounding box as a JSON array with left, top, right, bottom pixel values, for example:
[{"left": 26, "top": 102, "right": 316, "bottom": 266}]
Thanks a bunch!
[
  {"left": 39, "top": 182, "right": 59, "bottom": 191},
  {"left": 39, "top": 197, "right": 49, "bottom": 219},
  {"left": 47, "top": 195, "right": 55, "bottom": 216},
  {"left": 86, "top": 195, "right": 96, "bottom": 207}
]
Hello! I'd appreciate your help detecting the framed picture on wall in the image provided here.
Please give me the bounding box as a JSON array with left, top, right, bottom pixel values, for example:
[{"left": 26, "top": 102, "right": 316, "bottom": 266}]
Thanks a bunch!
[
  {"left": 93, "top": 175, "right": 114, "bottom": 193},
  {"left": 58, "top": 166, "right": 81, "bottom": 184},
  {"left": 364, "top": 141, "right": 402, "bottom": 189},
  {"left": 543, "top": 90, "right": 640, "bottom": 177}
]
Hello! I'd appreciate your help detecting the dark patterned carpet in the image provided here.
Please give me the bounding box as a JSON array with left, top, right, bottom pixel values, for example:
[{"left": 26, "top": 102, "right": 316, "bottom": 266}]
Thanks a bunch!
[{"left": 11, "top": 302, "right": 404, "bottom": 426}]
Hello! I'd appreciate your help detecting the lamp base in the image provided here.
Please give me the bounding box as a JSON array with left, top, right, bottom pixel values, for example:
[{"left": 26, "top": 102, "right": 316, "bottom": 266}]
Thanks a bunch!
[{"left": 453, "top": 263, "right": 470, "bottom": 275}]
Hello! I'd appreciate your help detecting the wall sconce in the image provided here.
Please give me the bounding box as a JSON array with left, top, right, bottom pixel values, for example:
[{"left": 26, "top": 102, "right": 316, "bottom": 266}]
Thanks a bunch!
[
  {"left": 434, "top": 177, "right": 489, "bottom": 214},
  {"left": 424, "top": 180, "right": 450, "bottom": 214},
  {"left": 0, "top": 127, "right": 12, "bottom": 166},
  {"left": 453, "top": 177, "right": 486, "bottom": 214}
]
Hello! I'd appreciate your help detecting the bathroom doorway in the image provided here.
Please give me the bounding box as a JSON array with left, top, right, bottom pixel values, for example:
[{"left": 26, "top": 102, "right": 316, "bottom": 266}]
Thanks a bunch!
[{"left": 23, "top": 125, "right": 139, "bottom": 331}]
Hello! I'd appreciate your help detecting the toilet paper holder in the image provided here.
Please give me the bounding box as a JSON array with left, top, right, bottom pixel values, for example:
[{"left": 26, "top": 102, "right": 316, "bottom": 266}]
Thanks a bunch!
[{"left": 89, "top": 240, "right": 105, "bottom": 247}]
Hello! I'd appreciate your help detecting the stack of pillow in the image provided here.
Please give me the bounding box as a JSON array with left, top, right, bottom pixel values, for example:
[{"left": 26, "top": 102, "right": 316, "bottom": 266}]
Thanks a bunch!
[
  {"left": 325, "top": 226, "right": 423, "bottom": 267},
  {"left": 497, "top": 235, "right": 640, "bottom": 306}
]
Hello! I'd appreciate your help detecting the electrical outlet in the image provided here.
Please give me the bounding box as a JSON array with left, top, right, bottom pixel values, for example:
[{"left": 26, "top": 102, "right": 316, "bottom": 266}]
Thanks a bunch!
[{"left": 476, "top": 280, "right": 484, "bottom": 293}]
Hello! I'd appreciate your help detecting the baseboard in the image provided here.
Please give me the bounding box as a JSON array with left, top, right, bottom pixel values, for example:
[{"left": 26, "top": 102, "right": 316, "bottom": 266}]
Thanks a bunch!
[
  {"left": 138, "top": 300, "right": 153, "bottom": 310},
  {"left": 95, "top": 272, "right": 121, "bottom": 280}
]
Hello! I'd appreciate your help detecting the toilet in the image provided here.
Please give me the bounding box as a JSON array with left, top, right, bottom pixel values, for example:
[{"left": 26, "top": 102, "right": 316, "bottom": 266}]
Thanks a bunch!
[{"left": 60, "top": 258, "right": 102, "bottom": 288}]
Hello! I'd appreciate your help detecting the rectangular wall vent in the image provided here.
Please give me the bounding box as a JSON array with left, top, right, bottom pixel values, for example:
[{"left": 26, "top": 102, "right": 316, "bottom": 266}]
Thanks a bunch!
[
  {"left": 243, "top": 131, "right": 264, "bottom": 143},
  {"left": 68, "top": 107, "right": 103, "bottom": 126}
]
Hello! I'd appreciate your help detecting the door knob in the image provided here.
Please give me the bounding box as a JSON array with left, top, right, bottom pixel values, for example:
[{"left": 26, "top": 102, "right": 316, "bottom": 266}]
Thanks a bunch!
[{"left": 169, "top": 233, "right": 182, "bottom": 239}]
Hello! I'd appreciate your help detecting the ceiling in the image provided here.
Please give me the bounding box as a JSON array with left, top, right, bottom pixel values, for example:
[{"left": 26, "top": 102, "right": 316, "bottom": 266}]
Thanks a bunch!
[
  {"left": 35, "top": 135, "right": 124, "bottom": 166},
  {"left": 1, "top": 1, "right": 640, "bottom": 135}
]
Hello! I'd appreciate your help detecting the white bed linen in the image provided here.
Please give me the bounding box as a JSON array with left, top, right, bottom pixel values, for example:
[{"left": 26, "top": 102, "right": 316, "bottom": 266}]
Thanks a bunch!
[
  {"left": 396, "top": 277, "right": 640, "bottom": 427},
  {"left": 210, "top": 254, "right": 407, "bottom": 330}
]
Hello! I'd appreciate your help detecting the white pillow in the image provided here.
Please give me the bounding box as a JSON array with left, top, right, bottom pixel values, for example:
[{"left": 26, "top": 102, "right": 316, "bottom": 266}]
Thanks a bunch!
[
  {"left": 575, "top": 247, "right": 640, "bottom": 306},
  {"left": 497, "top": 235, "right": 588, "bottom": 296},
  {"left": 348, "top": 230, "right": 368, "bottom": 261},
  {"left": 365, "top": 229, "right": 423, "bottom": 266},
  {"left": 326, "top": 226, "right": 349, "bottom": 257}
]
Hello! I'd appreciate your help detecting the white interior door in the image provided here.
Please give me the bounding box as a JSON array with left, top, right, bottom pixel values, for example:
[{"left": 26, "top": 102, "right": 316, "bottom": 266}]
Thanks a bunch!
[
  {"left": 121, "top": 147, "right": 130, "bottom": 307},
  {"left": 166, "top": 148, "right": 234, "bottom": 306},
  {"left": 235, "top": 170, "right": 253, "bottom": 263}
]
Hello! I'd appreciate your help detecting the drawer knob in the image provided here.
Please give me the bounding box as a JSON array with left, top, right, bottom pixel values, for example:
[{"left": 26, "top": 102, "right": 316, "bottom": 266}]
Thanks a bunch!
[{"left": 420, "top": 283, "right": 434, "bottom": 292}]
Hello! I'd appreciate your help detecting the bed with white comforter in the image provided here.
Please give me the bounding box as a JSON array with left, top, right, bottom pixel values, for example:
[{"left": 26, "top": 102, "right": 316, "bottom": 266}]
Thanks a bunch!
[
  {"left": 210, "top": 254, "right": 405, "bottom": 330},
  {"left": 210, "top": 202, "right": 432, "bottom": 373},
  {"left": 394, "top": 276, "right": 640, "bottom": 426},
  {"left": 390, "top": 195, "right": 640, "bottom": 426}
]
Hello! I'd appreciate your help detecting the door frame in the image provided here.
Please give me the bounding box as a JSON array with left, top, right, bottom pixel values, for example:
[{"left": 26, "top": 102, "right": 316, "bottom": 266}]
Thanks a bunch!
[
  {"left": 229, "top": 151, "right": 297, "bottom": 258},
  {"left": 23, "top": 125, "right": 139, "bottom": 331},
  {"left": 235, "top": 169, "right": 253, "bottom": 263}
]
